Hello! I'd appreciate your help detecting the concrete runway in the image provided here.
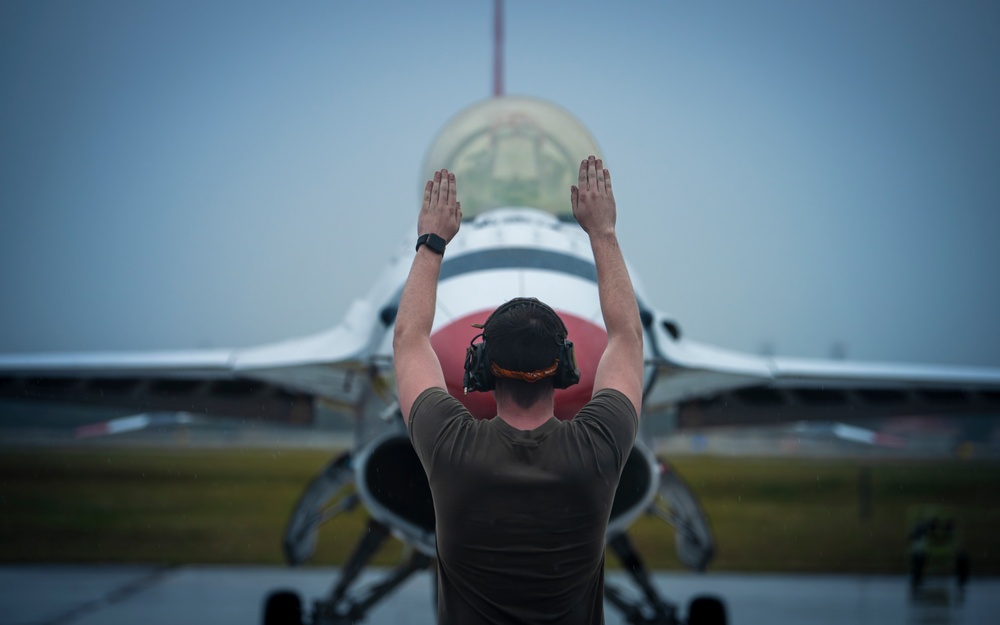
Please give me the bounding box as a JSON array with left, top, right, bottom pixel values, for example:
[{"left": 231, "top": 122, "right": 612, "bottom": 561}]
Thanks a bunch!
[{"left": 2, "top": 565, "right": 995, "bottom": 625}]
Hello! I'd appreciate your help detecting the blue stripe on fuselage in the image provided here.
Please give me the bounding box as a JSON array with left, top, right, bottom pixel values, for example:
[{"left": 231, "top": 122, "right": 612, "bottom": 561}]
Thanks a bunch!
[
  {"left": 383, "top": 247, "right": 651, "bottom": 323},
  {"left": 439, "top": 248, "right": 597, "bottom": 283}
]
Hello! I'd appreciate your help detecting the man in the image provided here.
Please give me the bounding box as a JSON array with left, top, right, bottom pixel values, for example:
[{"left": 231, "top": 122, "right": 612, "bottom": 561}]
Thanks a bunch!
[{"left": 394, "top": 156, "right": 643, "bottom": 624}]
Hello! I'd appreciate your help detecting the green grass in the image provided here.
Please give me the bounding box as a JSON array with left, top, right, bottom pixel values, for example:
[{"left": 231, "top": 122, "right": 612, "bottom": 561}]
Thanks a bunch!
[
  {"left": 1, "top": 448, "right": 998, "bottom": 573},
  {"left": 0, "top": 448, "right": 401, "bottom": 565},
  {"left": 631, "top": 457, "right": 1000, "bottom": 573}
]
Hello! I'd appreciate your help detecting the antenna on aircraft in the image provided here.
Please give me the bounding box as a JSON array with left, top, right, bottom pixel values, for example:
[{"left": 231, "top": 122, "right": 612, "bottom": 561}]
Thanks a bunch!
[{"left": 493, "top": 0, "right": 504, "bottom": 96}]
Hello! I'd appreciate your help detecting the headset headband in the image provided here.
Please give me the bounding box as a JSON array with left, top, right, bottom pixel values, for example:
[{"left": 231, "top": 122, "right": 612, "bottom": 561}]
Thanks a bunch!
[{"left": 479, "top": 297, "right": 568, "bottom": 342}]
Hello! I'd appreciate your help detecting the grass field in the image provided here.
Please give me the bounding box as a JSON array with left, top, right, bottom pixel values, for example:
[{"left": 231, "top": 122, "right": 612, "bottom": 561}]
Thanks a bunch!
[{"left": 1, "top": 448, "right": 997, "bottom": 573}]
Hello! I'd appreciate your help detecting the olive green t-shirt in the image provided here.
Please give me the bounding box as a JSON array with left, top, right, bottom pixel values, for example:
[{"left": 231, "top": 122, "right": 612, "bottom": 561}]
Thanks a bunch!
[{"left": 408, "top": 387, "right": 638, "bottom": 625}]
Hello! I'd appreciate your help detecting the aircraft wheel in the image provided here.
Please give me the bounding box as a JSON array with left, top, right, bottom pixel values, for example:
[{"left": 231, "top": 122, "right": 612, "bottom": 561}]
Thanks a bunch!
[
  {"left": 687, "top": 595, "right": 727, "bottom": 625},
  {"left": 956, "top": 550, "right": 970, "bottom": 588},
  {"left": 909, "top": 553, "right": 926, "bottom": 590},
  {"left": 263, "top": 589, "right": 303, "bottom": 625}
]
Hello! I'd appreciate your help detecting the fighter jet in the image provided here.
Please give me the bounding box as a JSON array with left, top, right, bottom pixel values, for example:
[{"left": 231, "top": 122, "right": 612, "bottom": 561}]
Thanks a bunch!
[{"left": 2, "top": 92, "right": 1000, "bottom": 625}]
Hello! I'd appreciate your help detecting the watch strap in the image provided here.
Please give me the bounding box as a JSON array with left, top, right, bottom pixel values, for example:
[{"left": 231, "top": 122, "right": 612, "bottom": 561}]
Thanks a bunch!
[{"left": 416, "top": 233, "right": 447, "bottom": 255}]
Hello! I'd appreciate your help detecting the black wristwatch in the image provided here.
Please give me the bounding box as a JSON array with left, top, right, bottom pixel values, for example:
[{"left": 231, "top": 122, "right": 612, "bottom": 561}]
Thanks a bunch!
[{"left": 416, "top": 233, "right": 447, "bottom": 255}]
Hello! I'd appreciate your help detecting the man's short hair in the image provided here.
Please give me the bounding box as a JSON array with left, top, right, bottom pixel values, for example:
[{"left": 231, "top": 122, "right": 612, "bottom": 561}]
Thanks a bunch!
[{"left": 484, "top": 299, "right": 566, "bottom": 409}]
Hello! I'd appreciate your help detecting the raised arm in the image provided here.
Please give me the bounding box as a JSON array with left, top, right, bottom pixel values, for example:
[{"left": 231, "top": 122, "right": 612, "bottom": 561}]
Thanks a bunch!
[
  {"left": 393, "top": 169, "right": 462, "bottom": 425},
  {"left": 571, "top": 156, "right": 643, "bottom": 416}
]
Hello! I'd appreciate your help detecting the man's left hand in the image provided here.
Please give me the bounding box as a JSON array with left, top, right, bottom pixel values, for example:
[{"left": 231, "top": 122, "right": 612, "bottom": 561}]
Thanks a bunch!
[{"left": 418, "top": 169, "right": 462, "bottom": 243}]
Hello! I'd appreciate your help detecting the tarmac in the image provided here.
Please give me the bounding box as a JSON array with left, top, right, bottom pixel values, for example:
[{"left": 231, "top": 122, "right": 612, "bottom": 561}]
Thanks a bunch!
[{"left": 2, "top": 565, "right": 995, "bottom": 625}]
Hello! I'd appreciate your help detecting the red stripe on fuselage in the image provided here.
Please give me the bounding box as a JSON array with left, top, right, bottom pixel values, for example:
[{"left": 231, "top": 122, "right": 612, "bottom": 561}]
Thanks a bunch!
[{"left": 430, "top": 309, "right": 607, "bottom": 420}]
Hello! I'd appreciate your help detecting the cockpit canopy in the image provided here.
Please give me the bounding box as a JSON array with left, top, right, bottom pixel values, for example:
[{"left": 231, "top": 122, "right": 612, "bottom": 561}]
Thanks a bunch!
[{"left": 420, "top": 96, "right": 602, "bottom": 221}]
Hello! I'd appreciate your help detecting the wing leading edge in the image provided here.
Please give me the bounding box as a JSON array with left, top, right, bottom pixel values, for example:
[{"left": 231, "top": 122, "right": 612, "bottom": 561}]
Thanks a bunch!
[
  {"left": 0, "top": 300, "right": 385, "bottom": 424},
  {"left": 642, "top": 310, "right": 1000, "bottom": 429}
]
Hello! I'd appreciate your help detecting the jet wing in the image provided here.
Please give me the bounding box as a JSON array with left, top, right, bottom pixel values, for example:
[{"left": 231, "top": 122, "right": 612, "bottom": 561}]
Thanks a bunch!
[
  {"left": 642, "top": 311, "right": 1000, "bottom": 428},
  {"left": 0, "top": 300, "right": 385, "bottom": 424}
]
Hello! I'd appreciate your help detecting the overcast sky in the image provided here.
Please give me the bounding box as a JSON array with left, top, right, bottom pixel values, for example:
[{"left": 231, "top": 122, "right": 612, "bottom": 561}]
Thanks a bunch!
[{"left": 1, "top": 0, "right": 998, "bottom": 368}]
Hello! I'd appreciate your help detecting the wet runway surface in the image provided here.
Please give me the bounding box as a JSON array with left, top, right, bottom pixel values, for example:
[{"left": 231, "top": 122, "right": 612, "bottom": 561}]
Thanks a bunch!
[{"left": 2, "top": 565, "right": 996, "bottom": 625}]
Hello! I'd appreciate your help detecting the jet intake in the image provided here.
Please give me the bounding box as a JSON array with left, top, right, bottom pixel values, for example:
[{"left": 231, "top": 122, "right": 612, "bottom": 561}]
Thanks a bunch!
[
  {"left": 355, "top": 433, "right": 436, "bottom": 556},
  {"left": 608, "top": 442, "right": 660, "bottom": 537},
  {"left": 354, "top": 433, "right": 660, "bottom": 556}
]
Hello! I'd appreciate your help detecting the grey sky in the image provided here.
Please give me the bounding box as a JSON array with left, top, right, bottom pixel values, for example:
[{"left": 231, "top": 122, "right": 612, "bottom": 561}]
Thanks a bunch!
[{"left": 1, "top": 0, "right": 998, "bottom": 367}]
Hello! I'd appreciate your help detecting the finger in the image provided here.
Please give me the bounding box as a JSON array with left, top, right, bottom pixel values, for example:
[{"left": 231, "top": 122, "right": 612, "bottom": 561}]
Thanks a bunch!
[
  {"left": 603, "top": 168, "right": 612, "bottom": 194},
  {"left": 578, "top": 159, "right": 588, "bottom": 191},
  {"left": 454, "top": 201, "right": 461, "bottom": 221},
  {"left": 587, "top": 155, "right": 597, "bottom": 190},
  {"left": 422, "top": 180, "right": 432, "bottom": 212},
  {"left": 448, "top": 171, "right": 456, "bottom": 206},
  {"left": 441, "top": 169, "right": 451, "bottom": 204},
  {"left": 432, "top": 170, "right": 442, "bottom": 203},
  {"left": 570, "top": 185, "right": 579, "bottom": 212},
  {"left": 596, "top": 158, "right": 605, "bottom": 194}
]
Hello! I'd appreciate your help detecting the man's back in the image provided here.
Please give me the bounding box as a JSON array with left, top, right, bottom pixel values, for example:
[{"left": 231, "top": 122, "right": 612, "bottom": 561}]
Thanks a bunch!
[{"left": 410, "top": 387, "right": 637, "bottom": 624}]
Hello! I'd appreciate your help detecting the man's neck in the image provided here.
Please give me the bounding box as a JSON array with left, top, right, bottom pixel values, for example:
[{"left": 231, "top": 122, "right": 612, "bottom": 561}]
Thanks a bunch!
[{"left": 495, "top": 395, "right": 555, "bottom": 431}]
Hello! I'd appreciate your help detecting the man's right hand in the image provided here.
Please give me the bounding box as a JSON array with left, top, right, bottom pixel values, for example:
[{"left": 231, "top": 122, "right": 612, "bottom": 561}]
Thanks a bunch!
[
  {"left": 418, "top": 169, "right": 462, "bottom": 244},
  {"left": 571, "top": 155, "right": 616, "bottom": 237}
]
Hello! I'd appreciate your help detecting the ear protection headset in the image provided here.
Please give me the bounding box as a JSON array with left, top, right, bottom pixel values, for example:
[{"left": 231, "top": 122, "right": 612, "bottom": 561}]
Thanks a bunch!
[{"left": 463, "top": 297, "right": 580, "bottom": 393}]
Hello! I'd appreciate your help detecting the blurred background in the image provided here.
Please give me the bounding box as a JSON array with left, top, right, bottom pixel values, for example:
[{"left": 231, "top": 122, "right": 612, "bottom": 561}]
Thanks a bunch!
[
  {"left": 1, "top": 0, "right": 998, "bottom": 591},
  {"left": 1, "top": 0, "right": 998, "bottom": 367}
]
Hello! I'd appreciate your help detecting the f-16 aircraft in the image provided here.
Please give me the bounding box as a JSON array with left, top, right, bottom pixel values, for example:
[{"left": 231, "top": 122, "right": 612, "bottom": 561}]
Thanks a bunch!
[
  {"left": 3, "top": 92, "right": 1000, "bottom": 625},
  {"left": 4, "top": 2, "right": 1000, "bottom": 622}
]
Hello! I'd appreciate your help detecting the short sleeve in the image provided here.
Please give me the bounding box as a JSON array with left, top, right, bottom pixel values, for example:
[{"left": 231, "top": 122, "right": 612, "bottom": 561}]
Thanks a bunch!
[
  {"left": 408, "top": 387, "right": 472, "bottom": 467},
  {"left": 571, "top": 388, "right": 638, "bottom": 473}
]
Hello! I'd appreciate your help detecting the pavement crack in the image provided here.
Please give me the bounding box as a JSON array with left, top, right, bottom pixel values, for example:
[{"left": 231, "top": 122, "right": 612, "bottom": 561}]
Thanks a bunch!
[{"left": 43, "top": 565, "right": 177, "bottom": 625}]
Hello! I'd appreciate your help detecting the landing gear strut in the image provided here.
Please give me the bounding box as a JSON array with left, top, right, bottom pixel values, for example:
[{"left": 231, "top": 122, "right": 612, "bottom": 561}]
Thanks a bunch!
[
  {"left": 605, "top": 531, "right": 679, "bottom": 624},
  {"left": 604, "top": 532, "right": 727, "bottom": 625},
  {"left": 310, "top": 518, "right": 432, "bottom": 624},
  {"left": 262, "top": 518, "right": 432, "bottom": 625},
  {"left": 267, "top": 445, "right": 435, "bottom": 625}
]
